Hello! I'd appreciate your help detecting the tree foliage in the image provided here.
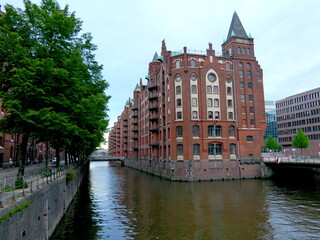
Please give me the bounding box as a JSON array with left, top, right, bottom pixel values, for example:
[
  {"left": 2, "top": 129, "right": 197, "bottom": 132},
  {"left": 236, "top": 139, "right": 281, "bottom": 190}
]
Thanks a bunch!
[
  {"left": 0, "top": 0, "right": 110, "bottom": 175},
  {"left": 292, "top": 129, "right": 309, "bottom": 155},
  {"left": 264, "top": 135, "right": 281, "bottom": 152}
]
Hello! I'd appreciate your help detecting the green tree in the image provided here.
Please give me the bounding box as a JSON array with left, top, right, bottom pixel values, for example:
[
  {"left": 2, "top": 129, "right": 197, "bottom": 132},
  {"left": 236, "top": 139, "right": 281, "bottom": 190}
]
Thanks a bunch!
[
  {"left": 292, "top": 129, "right": 309, "bottom": 155},
  {"left": 264, "top": 135, "right": 281, "bottom": 154},
  {"left": 0, "top": 0, "right": 109, "bottom": 176}
]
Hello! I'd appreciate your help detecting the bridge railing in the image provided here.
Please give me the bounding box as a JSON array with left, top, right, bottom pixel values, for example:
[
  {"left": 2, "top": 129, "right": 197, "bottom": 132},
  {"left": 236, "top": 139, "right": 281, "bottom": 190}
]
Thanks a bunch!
[{"left": 263, "top": 156, "right": 320, "bottom": 164}]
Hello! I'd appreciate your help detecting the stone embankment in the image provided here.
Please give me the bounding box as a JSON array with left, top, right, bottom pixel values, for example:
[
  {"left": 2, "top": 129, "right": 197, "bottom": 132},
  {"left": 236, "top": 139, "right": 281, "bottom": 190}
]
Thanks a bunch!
[{"left": 0, "top": 162, "right": 88, "bottom": 240}]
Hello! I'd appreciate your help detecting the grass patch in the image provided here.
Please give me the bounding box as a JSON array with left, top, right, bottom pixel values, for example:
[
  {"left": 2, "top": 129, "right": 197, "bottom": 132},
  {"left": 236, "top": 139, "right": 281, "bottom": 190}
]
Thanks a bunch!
[{"left": 0, "top": 201, "right": 32, "bottom": 223}]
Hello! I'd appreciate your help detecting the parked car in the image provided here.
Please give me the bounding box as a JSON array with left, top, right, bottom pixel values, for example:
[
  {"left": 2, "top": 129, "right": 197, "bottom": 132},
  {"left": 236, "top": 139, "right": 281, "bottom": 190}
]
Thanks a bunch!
[{"left": 51, "top": 157, "right": 57, "bottom": 164}]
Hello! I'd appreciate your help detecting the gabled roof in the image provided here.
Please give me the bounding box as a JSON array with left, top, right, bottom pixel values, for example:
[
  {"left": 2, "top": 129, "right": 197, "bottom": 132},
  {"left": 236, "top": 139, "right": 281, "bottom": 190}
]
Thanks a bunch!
[{"left": 226, "top": 12, "right": 249, "bottom": 40}]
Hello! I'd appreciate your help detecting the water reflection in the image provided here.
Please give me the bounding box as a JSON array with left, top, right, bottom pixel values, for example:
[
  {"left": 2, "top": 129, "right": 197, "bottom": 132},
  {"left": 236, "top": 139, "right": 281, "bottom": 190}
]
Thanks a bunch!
[{"left": 52, "top": 162, "right": 320, "bottom": 240}]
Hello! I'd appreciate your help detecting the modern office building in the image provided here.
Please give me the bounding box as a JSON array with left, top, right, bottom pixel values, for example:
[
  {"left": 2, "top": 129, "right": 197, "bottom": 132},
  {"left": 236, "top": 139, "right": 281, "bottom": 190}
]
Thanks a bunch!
[
  {"left": 109, "top": 12, "right": 266, "bottom": 180},
  {"left": 264, "top": 101, "right": 278, "bottom": 140},
  {"left": 276, "top": 87, "right": 320, "bottom": 156}
]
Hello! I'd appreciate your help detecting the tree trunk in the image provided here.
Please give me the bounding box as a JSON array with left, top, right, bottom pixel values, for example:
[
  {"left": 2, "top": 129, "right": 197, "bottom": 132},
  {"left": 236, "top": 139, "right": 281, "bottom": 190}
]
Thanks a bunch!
[{"left": 18, "top": 134, "right": 29, "bottom": 177}]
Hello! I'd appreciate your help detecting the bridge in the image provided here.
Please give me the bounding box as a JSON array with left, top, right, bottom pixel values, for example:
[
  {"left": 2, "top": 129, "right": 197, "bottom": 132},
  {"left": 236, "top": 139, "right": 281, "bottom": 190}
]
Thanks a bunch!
[
  {"left": 263, "top": 155, "right": 320, "bottom": 181},
  {"left": 88, "top": 155, "right": 125, "bottom": 166}
]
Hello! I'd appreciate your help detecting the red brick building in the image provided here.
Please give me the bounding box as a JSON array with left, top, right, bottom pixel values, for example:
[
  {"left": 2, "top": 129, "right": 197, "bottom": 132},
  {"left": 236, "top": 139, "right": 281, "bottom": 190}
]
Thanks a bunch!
[{"left": 108, "top": 12, "right": 266, "bottom": 180}]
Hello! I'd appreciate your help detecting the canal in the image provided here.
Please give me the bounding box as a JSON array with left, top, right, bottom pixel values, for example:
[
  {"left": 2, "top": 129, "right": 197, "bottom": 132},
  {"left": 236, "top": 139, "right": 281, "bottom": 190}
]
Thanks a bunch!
[{"left": 51, "top": 161, "right": 320, "bottom": 240}]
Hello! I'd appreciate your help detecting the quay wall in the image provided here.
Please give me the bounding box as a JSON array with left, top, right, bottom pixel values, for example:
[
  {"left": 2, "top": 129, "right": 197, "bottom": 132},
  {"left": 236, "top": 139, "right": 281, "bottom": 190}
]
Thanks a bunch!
[
  {"left": 124, "top": 158, "right": 263, "bottom": 181},
  {"left": 0, "top": 162, "right": 88, "bottom": 240}
]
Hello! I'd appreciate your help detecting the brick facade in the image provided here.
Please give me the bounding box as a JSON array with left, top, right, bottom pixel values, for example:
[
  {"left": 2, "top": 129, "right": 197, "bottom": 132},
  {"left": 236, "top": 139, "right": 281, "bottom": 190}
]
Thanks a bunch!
[{"left": 109, "top": 12, "right": 266, "bottom": 180}]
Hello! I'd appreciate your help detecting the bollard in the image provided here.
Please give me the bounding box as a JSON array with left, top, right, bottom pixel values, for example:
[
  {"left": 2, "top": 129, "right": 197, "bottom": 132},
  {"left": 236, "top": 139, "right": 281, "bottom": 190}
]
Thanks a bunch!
[
  {"left": 12, "top": 177, "right": 15, "bottom": 201},
  {"left": 30, "top": 177, "right": 33, "bottom": 193}
]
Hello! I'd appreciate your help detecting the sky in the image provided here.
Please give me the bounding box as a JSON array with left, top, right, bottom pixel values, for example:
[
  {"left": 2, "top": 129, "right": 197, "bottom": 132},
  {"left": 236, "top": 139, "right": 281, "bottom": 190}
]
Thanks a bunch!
[{"left": 4, "top": 0, "right": 320, "bottom": 146}]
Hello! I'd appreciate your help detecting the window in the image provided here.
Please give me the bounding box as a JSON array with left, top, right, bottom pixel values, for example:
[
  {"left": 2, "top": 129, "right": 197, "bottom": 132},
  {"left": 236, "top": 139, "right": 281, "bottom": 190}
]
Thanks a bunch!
[
  {"left": 191, "top": 59, "right": 196, "bottom": 67},
  {"left": 248, "top": 94, "right": 253, "bottom": 101},
  {"left": 208, "top": 73, "right": 216, "bottom": 82},
  {"left": 227, "top": 87, "right": 232, "bottom": 95},
  {"left": 208, "top": 143, "right": 222, "bottom": 155},
  {"left": 226, "top": 62, "right": 231, "bottom": 70},
  {"left": 177, "top": 111, "right": 182, "bottom": 119},
  {"left": 192, "top": 98, "right": 197, "bottom": 107},
  {"left": 192, "top": 111, "right": 198, "bottom": 119},
  {"left": 193, "top": 125, "right": 199, "bottom": 137},
  {"left": 229, "top": 126, "right": 235, "bottom": 137},
  {"left": 214, "top": 111, "right": 220, "bottom": 119},
  {"left": 177, "top": 144, "right": 183, "bottom": 156},
  {"left": 242, "top": 48, "right": 245, "bottom": 54},
  {"left": 237, "top": 47, "right": 241, "bottom": 54},
  {"left": 226, "top": 77, "right": 232, "bottom": 83},
  {"left": 176, "top": 61, "right": 181, "bottom": 68},
  {"left": 208, "top": 111, "right": 213, "bottom": 119},
  {"left": 248, "top": 82, "right": 252, "bottom": 89},
  {"left": 246, "top": 48, "right": 251, "bottom": 55},
  {"left": 257, "top": 71, "right": 260, "bottom": 79},
  {"left": 214, "top": 98, "right": 219, "bottom": 107},
  {"left": 250, "top": 119, "right": 255, "bottom": 125},
  {"left": 213, "top": 86, "right": 219, "bottom": 94},
  {"left": 238, "top": 62, "right": 243, "bottom": 68},
  {"left": 190, "top": 75, "right": 197, "bottom": 81},
  {"left": 207, "top": 85, "right": 212, "bottom": 94},
  {"left": 228, "top": 112, "right": 233, "bottom": 119},
  {"left": 230, "top": 144, "right": 236, "bottom": 155},
  {"left": 176, "top": 75, "right": 181, "bottom": 82},
  {"left": 208, "top": 125, "right": 222, "bottom": 137},
  {"left": 247, "top": 136, "right": 253, "bottom": 141},
  {"left": 176, "top": 126, "right": 183, "bottom": 137},
  {"left": 176, "top": 99, "right": 181, "bottom": 107},
  {"left": 246, "top": 63, "right": 251, "bottom": 68},
  {"left": 239, "top": 70, "right": 243, "bottom": 77},
  {"left": 250, "top": 107, "right": 254, "bottom": 113},
  {"left": 207, "top": 98, "right": 213, "bottom": 107},
  {"left": 193, "top": 144, "right": 200, "bottom": 155},
  {"left": 228, "top": 99, "right": 232, "bottom": 107},
  {"left": 241, "top": 94, "right": 245, "bottom": 102},
  {"left": 240, "top": 82, "right": 244, "bottom": 89},
  {"left": 247, "top": 70, "right": 252, "bottom": 77},
  {"left": 191, "top": 85, "right": 197, "bottom": 94},
  {"left": 176, "top": 86, "right": 181, "bottom": 95}
]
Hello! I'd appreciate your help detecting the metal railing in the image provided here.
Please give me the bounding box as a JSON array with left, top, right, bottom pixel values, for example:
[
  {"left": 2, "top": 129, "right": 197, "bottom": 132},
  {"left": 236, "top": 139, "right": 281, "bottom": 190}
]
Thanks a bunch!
[{"left": 0, "top": 167, "right": 67, "bottom": 207}]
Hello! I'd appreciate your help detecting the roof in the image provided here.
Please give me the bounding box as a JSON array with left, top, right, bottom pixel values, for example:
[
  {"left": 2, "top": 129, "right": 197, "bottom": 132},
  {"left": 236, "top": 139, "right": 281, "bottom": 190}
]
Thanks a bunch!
[{"left": 226, "top": 12, "right": 249, "bottom": 40}]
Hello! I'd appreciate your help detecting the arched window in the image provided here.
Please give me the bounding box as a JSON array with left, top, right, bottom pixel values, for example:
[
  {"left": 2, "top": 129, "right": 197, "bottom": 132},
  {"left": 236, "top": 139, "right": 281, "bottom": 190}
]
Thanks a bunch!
[
  {"left": 226, "top": 62, "right": 231, "bottom": 70},
  {"left": 190, "top": 59, "right": 196, "bottom": 67},
  {"left": 230, "top": 144, "right": 236, "bottom": 155},
  {"left": 214, "top": 98, "right": 219, "bottom": 107},
  {"left": 192, "top": 98, "right": 197, "bottom": 107},
  {"left": 214, "top": 111, "right": 220, "bottom": 119},
  {"left": 193, "top": 125, "right": 199, "bottom": 137},
  {"left": 229, "top": 126, "right": 235, "bottom": 137},
  {"left": 192, "top": 111, "right": 198, "bottom": 119},
  {"left": 191, "top": 85, "right": 197, "bottom": 94},
  {"left": 176, "top": 60, "right": 181, "bottom": 68},
  {"left": 207, "top": 98, "right": 213, "bottom": 107},
  {"left": 177, "top": 111, "right": 182, "bottom": 119},
  {"left": 193, "top": 144, "right": 200, "bottom": 155},
  {"left": 213, "top": 86, "right": 219, "bottom": 94},
  {"left": 238, "top": 62, "right": 243, "bottom": 68},
  {"left": 239, "top": 70, "right": 244, "bottom": 77},
  {"left": 208, "top": 111, "right": 213, "bottom": 119},
  {"left": 176, "top": 126, "right": 183, "bottom": 137},
  {"left": 247, "top": 136, "right": 253, "bottom": 141},
  {"left": 207, "top": 85, "right": 212, "bottom": 94},
  {"left": 246, "top": 63, "right": 251, "bottom": 68},
  {"left": 208, "top": 143, "right": 222, "bottom": 155},
  {"left": 177, "top": 144, "right": 183, "bottom": 156},
  {"left": 247, "top": 70, "right": 252, "bottom": 77},
  {"left": 208, "top": 125, "right": 222, "bottom": 137},
  {"left": 176, "top": 86, "right": 181, "bottom": 95}
]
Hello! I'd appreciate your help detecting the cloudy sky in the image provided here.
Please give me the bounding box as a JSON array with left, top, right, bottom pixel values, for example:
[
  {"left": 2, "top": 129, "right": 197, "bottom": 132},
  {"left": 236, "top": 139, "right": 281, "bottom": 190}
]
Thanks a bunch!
[{"left": 4, "top": 0, "right": 320, "bottom": 134}]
